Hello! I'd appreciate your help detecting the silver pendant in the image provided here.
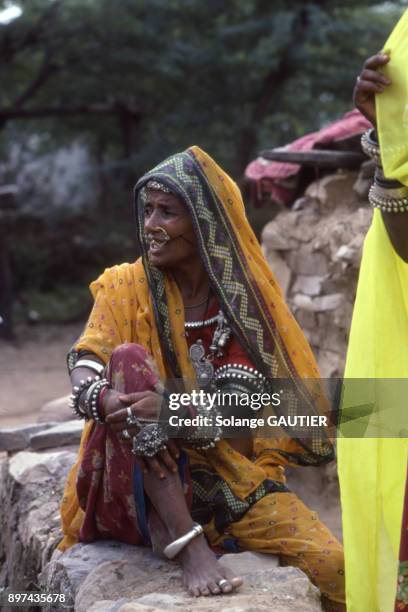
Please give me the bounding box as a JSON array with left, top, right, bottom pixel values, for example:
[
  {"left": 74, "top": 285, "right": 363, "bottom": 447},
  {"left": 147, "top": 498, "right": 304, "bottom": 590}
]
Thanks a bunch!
[{"left": 189, "top": 340, "right": 214, "bottom": 388}]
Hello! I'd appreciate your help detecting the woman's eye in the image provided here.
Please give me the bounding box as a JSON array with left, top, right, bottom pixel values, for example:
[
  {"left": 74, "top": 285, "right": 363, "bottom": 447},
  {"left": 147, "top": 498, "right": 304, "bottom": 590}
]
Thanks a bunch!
[{"left": 144, "top": 205, "right": 152, "bottom": 217}]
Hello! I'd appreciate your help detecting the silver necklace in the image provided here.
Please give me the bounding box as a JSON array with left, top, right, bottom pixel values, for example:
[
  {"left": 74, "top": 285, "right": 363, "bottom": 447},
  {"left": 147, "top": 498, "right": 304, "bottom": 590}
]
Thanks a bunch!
[
  {"left": 188, "top": 310, "right": 232, "bottom": 388},
  {"left": 184, "top": 314, "right": 218, "bottom": 329}
]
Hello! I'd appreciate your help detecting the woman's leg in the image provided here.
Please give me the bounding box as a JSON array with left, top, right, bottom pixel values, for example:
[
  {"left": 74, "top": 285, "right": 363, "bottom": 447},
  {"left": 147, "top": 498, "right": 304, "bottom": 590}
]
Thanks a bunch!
[
  {"left": 143, "top": 468, "right": 242, "bottom": 597},
  {"left": 82, "top": 343, "right": 242, "bottom": 597},
  {"left": 226, "top": 491, "right": 345, "bottom": 612}
]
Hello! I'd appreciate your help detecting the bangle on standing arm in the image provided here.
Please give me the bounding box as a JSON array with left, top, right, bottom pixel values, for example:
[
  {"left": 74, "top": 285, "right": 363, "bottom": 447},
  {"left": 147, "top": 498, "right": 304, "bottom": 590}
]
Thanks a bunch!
[
  {"left": 361, "top": 128, "right": 381, "bottom": 166},
  {"left": 362, "top": 128, "right": 408, "bottom": 213}
]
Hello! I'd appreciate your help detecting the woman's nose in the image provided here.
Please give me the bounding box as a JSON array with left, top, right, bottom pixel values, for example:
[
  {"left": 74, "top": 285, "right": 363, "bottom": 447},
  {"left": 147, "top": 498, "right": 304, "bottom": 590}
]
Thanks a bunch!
[{"left": 144, "top": 208, "right": 159, "bottom": 231}]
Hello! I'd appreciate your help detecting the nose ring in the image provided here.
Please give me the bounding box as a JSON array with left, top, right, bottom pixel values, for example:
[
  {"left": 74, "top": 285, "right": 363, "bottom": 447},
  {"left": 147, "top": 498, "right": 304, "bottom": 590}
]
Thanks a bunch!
[{"left": 153, "top": 227, "right": 170, "bottom": 242}]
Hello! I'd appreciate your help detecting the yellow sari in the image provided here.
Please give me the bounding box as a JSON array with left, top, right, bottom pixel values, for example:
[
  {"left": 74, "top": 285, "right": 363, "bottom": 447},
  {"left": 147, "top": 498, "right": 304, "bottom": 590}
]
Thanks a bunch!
[
  {"left": 60, "top": 145, "right": 333, "bottom": 550},
  {"left": 338, "top": 11, "right": 408, "bottom": 611}
]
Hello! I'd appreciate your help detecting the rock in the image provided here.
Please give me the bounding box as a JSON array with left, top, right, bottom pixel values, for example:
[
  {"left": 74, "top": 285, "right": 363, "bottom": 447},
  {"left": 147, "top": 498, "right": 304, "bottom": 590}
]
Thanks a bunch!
[
  {"left": 305, "top": 172, "right": 358, "bottom": 210},
  {"left": 220, "top": 551, "right": 279, "bottom": 574},
  {"left": 262, "top": 224, "right": 291, "bottom": 250},
  {"left": 0, "top": 448, "right": 76, "bottom": 595},
  {"left": 294, "top": 309, "right": 316, "bottom": 331},
  {"left": 263, "top": 249, "right": 291, "bottom": 297},
  {"left": 47, "top": 546, "right": 320, "bottom": 612},
  {"left": 294, "top": 293, "right": 344, "bottom": 313},
  {"left": 316, "top": 349, "right": 342, "bottom": 378},
  {"left": 334, "top": 245, "right": 356, "bottom": 263},
  {"left": 287, "top": 249, "right": 328, "bottom": 276},
  {"left": 293, "top": 294, "right": 316, "bottom": 312},
  {"left": 313, "top": 293, "right": 344, "bottom": 312},
  {"left": 353, "top": 174, "right": 371, "bottom": 200},
  {"left": 358, "top": 159, "right": 376, "bottom": 179},
  {"left": 38, "top": 394, "right": 73, "bottom": 424},
  {"left": 30, "top": 420, "right": 84, "bottom": 450},
  {"left": 135, "top": 593, "right": 186, "bottom": 608},
  {"left": 292, "top": 275, "right": 323, "bottom": 297},
  {"left": 0, "top": 423, "right": 57, "bottom": 453}
]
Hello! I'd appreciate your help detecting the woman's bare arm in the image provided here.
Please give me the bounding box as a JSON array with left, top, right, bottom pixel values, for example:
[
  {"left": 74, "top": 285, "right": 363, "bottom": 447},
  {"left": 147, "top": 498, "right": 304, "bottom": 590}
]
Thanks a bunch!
[{"left": 354, "top": 53, "right": 408, "bottom": 262}]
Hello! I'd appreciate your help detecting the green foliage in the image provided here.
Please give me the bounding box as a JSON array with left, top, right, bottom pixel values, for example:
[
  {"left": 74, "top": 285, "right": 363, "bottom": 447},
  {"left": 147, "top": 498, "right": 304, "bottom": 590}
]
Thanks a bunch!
[{"left": 0, "top": 0, "right": 405, "bottom": 319}]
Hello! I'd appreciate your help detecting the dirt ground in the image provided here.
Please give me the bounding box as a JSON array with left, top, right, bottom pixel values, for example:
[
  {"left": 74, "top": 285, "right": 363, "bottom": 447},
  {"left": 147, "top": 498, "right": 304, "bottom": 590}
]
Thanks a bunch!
[
  {"left": 0, "top": 323, "right": 83, "bottom": 427},
  {"left": 0, "top": 322, "right": 343, "bottom": 541}
]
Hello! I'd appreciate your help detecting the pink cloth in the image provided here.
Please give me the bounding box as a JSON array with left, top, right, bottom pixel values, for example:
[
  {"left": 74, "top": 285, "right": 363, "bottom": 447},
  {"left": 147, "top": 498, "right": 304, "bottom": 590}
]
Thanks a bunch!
[{"left": 245, "top": 109, "right": 371, "bottom": 206}]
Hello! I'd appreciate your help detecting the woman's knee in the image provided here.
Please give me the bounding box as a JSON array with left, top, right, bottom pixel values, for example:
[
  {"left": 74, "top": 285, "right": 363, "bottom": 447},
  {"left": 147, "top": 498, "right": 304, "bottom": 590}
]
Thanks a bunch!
[{"left": 111, "top": 342, "right": 151, "bottom": 363}]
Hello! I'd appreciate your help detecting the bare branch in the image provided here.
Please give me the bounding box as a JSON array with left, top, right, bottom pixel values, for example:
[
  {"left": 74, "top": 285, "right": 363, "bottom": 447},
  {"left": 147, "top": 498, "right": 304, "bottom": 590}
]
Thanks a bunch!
[
  {"left": 0, "top": 103, "right": 143, "bottom": 121},
  {"left": 12, "top": 51, "right": 58, "bottom": 108}
]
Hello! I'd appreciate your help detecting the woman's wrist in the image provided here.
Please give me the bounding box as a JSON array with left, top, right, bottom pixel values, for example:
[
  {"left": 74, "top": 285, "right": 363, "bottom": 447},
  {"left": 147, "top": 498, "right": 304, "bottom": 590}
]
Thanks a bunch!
[{"left": 84, "top": 379, "right": 111, "bottom": 423}]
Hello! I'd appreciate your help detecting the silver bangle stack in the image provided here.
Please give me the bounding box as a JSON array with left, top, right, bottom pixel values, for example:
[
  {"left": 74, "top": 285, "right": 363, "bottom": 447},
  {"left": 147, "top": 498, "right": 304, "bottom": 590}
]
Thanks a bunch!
[
  {"left": 362, "top": 128, "right": 408, "bottom": 213},
  {"left": 84, "top": 378, "right": 110, "bottom": 424},
  {"left": 69, "top": 375, "right": 100, "bottom": 419},
  {"left": 361, "top": 128, "right": 382, "bottom": 166},
  {"left": 214, "top": 363, "right": 267, "bottom": 393},
  {"left": 72, "top": 358, "right": 105, "bottom": 376},
  {"left": 368, "top": 182, "right": 408, "bottom": 213}
]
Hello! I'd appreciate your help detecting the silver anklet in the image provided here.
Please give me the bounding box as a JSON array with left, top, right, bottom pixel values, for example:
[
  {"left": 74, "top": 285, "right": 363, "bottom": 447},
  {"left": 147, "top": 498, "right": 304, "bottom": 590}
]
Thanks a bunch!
[{"left": 163, "top": 522, "right": 204, "bottom": 559}]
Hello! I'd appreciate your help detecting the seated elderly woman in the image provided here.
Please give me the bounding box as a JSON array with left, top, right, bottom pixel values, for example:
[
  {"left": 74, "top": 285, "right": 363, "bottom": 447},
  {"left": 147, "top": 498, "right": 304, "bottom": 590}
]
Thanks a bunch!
[{"left": 59, "top": 146, "right": 345, "bottom": 611}]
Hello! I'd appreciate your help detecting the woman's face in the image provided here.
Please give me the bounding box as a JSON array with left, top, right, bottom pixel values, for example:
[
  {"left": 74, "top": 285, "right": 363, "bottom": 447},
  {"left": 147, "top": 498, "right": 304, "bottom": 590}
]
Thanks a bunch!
[{"left": 143, "top": 189, "right": 198, "bottom": 269}]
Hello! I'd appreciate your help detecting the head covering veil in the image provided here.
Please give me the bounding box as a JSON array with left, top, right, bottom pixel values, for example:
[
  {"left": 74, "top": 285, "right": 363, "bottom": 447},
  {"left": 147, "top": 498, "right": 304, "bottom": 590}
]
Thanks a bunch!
[{"left": 135, "top": 146, "right": 333, "bottom": 465}]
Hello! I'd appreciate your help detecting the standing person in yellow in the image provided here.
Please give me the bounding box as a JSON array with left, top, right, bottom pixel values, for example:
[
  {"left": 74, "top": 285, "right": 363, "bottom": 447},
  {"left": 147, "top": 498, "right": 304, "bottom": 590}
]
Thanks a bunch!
[{"left": 338, "top": 9, "right": 408, "bottom": 612}]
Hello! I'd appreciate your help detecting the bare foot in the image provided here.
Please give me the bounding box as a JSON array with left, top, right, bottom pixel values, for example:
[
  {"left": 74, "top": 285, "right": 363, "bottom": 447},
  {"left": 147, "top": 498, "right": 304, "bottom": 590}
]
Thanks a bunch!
[{"left": 179, "top": 534, "right": 243, "bottom": 597}]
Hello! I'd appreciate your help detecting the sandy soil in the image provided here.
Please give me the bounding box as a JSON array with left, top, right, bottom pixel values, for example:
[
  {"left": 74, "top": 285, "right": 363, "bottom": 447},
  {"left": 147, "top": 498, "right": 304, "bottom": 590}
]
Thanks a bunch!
[{"left": 0, "top": 323, "right": 83, "bottom": 427}]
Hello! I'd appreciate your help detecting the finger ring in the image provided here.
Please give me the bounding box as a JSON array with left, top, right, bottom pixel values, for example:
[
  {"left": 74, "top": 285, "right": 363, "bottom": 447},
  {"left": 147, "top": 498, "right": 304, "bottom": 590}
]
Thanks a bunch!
[
  {"left": 122, "top": 429, "right": 131, "bottom": 440},
  {"left": 127, "top": 415, "right": 141, "bottom": 426},
  {"left": 356, "top": 75, "right": 361, "bottom": 82},
  {"left": 217, "top": 579, "right": 229, "bottom": 588},
  {"left": 126, "top": 406, "right": 132, "bottom": 418}
]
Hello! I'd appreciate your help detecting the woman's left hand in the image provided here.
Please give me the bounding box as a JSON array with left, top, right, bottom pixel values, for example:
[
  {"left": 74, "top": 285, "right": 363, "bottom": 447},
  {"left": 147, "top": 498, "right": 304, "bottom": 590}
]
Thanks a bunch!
[{"left": 105, "top": 390, "right": 163, "bottom": 432}]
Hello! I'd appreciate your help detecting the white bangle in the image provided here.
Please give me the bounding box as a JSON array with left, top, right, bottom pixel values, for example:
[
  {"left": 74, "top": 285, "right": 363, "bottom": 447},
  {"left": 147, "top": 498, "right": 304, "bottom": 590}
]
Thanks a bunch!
[{"left": 163, "top": 523, "right": 204, "bottom": 559}]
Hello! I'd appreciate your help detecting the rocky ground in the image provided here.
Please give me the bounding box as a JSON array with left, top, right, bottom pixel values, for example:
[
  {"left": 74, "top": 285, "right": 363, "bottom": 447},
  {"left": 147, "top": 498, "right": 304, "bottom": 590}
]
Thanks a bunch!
[{"left": 0, "top": 435, "right": 324, "bottom": 612}]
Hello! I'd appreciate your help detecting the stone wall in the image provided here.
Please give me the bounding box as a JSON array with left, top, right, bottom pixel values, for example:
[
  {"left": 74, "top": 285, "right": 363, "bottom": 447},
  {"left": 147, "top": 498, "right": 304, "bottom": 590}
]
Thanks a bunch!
[
  {"left": 0, "top": 435, "right": 323, "bottom": 612},
  {"left": 261, "top": 163, "right": 374, "bottom": 377}
]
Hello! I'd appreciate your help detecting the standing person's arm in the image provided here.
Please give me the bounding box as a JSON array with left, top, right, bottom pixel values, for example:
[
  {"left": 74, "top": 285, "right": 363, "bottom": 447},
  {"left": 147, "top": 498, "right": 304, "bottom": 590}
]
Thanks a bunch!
[{"left": 354, "top": 53, "right": 408, "bottom": 262}]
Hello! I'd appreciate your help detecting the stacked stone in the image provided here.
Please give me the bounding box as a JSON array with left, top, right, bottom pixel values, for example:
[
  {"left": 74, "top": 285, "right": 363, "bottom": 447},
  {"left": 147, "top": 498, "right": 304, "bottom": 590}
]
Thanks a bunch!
[{"left": 261, "top": 164, "right": 374, "bottom": 377}]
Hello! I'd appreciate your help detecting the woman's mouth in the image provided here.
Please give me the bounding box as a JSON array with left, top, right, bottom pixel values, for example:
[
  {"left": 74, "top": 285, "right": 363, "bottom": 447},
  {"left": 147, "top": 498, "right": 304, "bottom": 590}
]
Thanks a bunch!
[
  {"left": 146, "top": 235, "right": 169, "bottom": 254},
  {"left": 149, "top": 239, "right": 166, "bottom": 252}
]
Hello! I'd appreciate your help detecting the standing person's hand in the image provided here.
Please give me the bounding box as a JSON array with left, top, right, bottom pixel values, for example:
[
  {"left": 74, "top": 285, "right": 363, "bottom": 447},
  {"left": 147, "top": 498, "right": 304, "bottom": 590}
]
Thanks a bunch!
[{"left": 354, "top": 53, "right": 391, "bottom": 126}]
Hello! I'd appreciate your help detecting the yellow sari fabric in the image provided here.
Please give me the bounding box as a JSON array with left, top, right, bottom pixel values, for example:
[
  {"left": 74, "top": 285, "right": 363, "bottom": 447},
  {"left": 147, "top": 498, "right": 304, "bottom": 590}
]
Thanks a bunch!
[
  {"left": 60, "top": 146, "right": 330, "bottom": 551},
  {"left": 338, "top": 210, "right": 408, "bottom": 612},
  {"left": 376, "top": 9, "right": 408, "bottom": 186}
]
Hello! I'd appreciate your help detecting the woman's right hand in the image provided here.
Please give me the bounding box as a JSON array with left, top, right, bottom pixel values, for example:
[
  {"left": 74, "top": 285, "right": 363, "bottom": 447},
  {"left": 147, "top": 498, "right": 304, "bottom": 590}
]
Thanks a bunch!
[
  {"left": 100, "top": 388, "right": 181, "bottom": 479},
  {"left": 99, "top": 388, "right": 127, "bottom": 422},
  {"left": 353, "top": 53, "right": 391, "bottom": 126}
]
